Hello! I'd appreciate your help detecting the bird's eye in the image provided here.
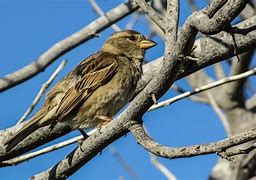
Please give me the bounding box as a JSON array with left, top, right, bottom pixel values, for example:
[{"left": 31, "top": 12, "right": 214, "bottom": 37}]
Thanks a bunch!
[{"left": 128, "top": 36, "right": 136, "bottom": 41}]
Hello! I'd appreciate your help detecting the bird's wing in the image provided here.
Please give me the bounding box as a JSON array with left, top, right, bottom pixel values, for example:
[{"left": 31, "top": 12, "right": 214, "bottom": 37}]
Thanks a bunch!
[{"left": 53, "top": 52, "right": 119, "bottom": 124}]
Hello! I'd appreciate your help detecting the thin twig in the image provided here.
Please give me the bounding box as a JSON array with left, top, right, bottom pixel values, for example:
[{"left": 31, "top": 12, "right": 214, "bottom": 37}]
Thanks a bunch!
[
  {"left": 150, "top": 153, "right": 177, "bottom": 180},
  {"left": 0, "top": 129, "right": 97, "bottom": 167},
  {"left": 214, "top": 63, "right": 226, "bottom": 79},
  {"left": 109, "top": 147, "right": 139, "bottom": 180},
  {"left": 89, "top": 0, "right": 121, "bottom": 31},
  {"left": 149, "top": 67, "right": 256, "bottom": 111},
  {"left": 144, "top": 126, "right": 176, "bottom": 180},
  {"left": 170, "top": 84, "right": 208, "bottom": 103},
  {"left": 207, "top": 93, "right": 230, "bottom": 135},
  {"left": 188, "top": 0, "right": 198, "bottom": 13},
  {"left": 17, "top": 60, "right": 67, "bottom": 124},
  {"left": 134, "top": 0, "right": 166, "bottom": 32},
  {"left": 125, "top": 13, "right": 140, "bottom": 30}
]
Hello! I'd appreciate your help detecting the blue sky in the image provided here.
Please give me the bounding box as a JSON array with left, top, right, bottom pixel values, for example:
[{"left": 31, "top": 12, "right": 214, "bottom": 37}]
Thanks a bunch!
[{"left": 0, "top": 0, "right": 227, "bottom": 179}]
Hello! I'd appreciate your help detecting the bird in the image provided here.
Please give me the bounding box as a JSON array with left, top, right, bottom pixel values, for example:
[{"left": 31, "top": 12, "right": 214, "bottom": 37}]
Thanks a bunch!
[{"left": 4, "top": 30, "right": 156, "bottom": 151}]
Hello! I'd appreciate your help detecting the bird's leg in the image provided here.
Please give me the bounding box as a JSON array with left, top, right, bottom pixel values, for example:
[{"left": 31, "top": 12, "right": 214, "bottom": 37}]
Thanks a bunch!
[
  {"left": 96, "top": 115, "right": 112, "bottom": 134},
  {"left": 79, "top": 129, "right": 89, "bottom": 139},
  {"left": 77, "top": 129, "right": 89, "bottom": 152}
]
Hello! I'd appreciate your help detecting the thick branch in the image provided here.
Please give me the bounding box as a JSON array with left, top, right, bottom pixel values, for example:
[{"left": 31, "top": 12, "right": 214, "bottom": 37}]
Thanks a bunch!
[
  {"left": 32, "top": 121, "right": 128, "bottom": 179},
  {"left": 191, "top": 0, "right": 248, "bottom": 34},
  {"left": 165, "top": 0, "right": 179, "bottom": 48},
  {"left": 130, "top": 123, "right": 256, "bottom": 159},
  {"left": 136, "top": 15, "right": 256, "bottom": 94}
]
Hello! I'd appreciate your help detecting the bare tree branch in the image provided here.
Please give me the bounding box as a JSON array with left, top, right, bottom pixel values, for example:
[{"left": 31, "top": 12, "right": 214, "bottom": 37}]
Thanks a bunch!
[
  {"left": 89, "top": 0, "right": 121, "bottom": 31},
  {"left": 150, "top": 153, "right": 177, "bottom": 180},
  {"left": 234, "top": 149, "right": 256, "bottom": 179},
  {"left": 130, "top": 123, "right": 256, "bottom": 159},
  {"left": 207, "top": 92, "right": 230, "bottom": 134},
  {"left": 31, "top": 122, "right": 128, "bottom": 179},
  {"left": 136, "top": 15, "right": 256, "bottom": 94},
  {"left": 209, "top": 3, "right": 256, "bottom": 178},
  {"left": 0, "top": 129, "right": 96, "bottom": 167},
  {"left": 109, "top": 147, "right": 139, "bottom": 180},
  {"left": 170, "top": 84, "right": 209, "bottom": 103},
  {"left": 214, "top": 63, "right": 226, "bottom": 80},
  {"left": 134, "top": 0, "right": 165, "bottom": 32},
  {"left": 125, "top": 13, "right": 140, "bottom": 30},
  {"left": 165, "top": 0, "right": 179, "bottom": 51},
  {"left": 193, "top": 0, "right": 247, "bottom": 34},
  {"left": 149, "top": 67, "right": 256, "bottom": 111}
]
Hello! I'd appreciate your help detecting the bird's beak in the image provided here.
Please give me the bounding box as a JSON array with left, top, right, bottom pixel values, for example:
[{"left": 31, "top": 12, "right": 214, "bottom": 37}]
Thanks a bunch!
[{"left": 139, "top": 39, "right": 157, "bottom": 49}]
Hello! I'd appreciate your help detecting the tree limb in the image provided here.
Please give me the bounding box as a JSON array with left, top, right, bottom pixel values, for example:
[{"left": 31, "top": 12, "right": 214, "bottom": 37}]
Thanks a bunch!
[
  {"left": 150, "top": 153, "right": 177, "bottom": 180},
  {"left": 88, "top": 0, "right": 121, "bottom": 31},
  {"left": 134, "top": 0, "right": 165, "bottom": 32},
  {"left": 149, "top": 67, "right": 256, "bottom": 111},
  {"left": 130, "top": 123, "right": 256, "bottom": 159}
]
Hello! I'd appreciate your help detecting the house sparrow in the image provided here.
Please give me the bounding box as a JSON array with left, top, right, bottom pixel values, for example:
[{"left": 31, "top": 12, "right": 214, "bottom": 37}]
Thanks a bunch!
[{"left": 5, "top": 30, "right": 156, "bottom": 151}]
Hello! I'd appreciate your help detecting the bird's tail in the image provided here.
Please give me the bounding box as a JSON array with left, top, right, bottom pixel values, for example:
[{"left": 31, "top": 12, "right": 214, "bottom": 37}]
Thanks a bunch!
[{"left": 4, "top": 120, "right": 40, "bottom": 151}]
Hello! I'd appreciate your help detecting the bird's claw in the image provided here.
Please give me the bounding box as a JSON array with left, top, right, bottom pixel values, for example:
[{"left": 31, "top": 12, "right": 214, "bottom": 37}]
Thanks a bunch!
[{"left": 96, "top": 115, "right": 113, "bottom": 134}]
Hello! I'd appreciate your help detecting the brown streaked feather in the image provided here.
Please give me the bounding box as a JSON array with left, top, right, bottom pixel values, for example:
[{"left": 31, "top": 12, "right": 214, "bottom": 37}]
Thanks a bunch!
[
  {"left": 53, "top": 53, "right": 118, "bottom": 125},
  {"left": 52, "top": 89, "right": 88, "bottom": 122}
]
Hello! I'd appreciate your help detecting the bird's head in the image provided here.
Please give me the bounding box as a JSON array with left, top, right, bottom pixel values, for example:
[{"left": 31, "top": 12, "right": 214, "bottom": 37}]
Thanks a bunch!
[{"left": 101, "top": 30, "right": 156, "bottom": 60}]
